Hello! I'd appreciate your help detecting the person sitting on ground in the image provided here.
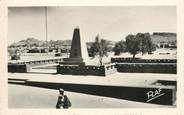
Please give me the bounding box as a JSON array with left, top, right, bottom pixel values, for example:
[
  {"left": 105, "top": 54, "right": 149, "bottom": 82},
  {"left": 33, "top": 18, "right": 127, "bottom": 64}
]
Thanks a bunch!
[{"left": 56, "top": 88, "right": 72, "bottom": 109}]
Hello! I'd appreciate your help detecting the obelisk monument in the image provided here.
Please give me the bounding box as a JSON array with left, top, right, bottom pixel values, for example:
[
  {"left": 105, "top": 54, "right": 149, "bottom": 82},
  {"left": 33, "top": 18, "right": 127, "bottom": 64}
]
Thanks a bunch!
[
  {"left": 57, "top": 27, "right": 117, "bottom": 76},
  {"left": 62, "top": 27, "right": 89, "bottom": 65}
]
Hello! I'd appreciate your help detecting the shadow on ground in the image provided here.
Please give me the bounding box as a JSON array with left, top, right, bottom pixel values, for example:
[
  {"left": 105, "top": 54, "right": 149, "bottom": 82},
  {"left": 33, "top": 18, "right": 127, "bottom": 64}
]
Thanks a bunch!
[{"left": 8, "top": 79, "right": 175, "bottom": 105}]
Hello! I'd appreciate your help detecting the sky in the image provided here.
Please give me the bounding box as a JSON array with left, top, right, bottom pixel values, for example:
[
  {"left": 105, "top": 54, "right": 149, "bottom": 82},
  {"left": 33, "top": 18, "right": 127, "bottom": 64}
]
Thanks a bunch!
[{"left": 8, "top": 6, "right": 176, "bottom": 45}]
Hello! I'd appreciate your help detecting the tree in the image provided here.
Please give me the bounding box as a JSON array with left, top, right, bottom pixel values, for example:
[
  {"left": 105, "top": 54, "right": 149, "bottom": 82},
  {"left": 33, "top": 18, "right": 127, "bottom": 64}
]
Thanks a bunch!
[
  {"left": 125, "top": 34, "right": 141, "bottom": 60},
  {"left": 114, "top": 40, "right": 126, "bottom": 55},
  {"left": 136, "top": 33, "right": 156, "bottom": 55},
  {"left": 89, "top": 34, "right": 109, "bottom": 65},
  {"left": 125, "top": 33, "right": 156, "bottom": 60},
  {"left": 8, "top": 48, "right": 21, "bottom": 60},
  {"left": 89, "top": 35, "right": 100, "bottom": 57}
]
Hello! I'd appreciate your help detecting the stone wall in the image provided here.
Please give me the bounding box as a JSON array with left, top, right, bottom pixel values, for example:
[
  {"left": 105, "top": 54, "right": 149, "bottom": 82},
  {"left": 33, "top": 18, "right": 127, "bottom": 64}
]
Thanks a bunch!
[
  {"left": 111, "top": 58, "right": 176, "bottom": 74},
  {"left": 111, "top": 58, "right": 177, "bottom": 63},
  {"left": 14, "top": 80, "right": 176, "bottom": 105},
  {"left": 116, "top": 63, "right": 176, "bottom": 74},
  {"left": 57, "top": 64, "right": 117, "bottom": 76},
  {"left": 8, "top": 63, "right": 30, "bottom": 73}
]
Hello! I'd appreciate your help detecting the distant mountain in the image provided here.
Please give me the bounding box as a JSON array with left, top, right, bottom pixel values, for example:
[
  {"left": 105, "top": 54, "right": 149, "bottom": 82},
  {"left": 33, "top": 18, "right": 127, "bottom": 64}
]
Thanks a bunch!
[
  {"left": 49, "top": 40, "right": 72, "bottom": 48},
  {"left": 8, "top": 37, "right": 115, "bottom": 49},
  {"left": 9, "top": 32, "right": 176, "bottom": 50},
  {"left": 8, "top": 38, "right": 72, "bottom": 49},
  {"left": 153, "top": 32, "right": 176, "bottom": 37},
  {"left": 151, "top": 32, "right": 176, "bottom": 44},
  {"left": 9, "top": 38, "right": 44, "bottom": 48}
]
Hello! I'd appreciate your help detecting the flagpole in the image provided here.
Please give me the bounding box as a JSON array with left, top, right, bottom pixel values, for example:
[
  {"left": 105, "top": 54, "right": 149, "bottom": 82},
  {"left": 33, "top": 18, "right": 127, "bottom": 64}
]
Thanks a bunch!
[{"left": 45, "top": 6, "right": 48, "bottom": 52}]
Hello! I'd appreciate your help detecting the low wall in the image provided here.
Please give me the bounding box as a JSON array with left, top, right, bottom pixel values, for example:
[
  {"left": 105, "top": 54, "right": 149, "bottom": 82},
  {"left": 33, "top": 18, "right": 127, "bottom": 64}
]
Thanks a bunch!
[
  {"left": 57, "top": 64, "right": 117, "bottom": 76},
  {"left": 111, "top": 58, "right": 177, "bottom": 63},
  {"left": 8, "top": 63, "right": 30, "bottom": 73},
  {"left": 24, "top": 59, "right": 61, "bottom": 66},
  {"left": 153, "top": 80, "right": 177, "bottom": 86},
  {"left": 10, "top": 58, "right": 63, "bottom": 67},
  {"left": 10, "top": 80, "right": 176, "bottom": 105},
  {"left": 116, "top": 63, "right": 176, "bottom": 74}
]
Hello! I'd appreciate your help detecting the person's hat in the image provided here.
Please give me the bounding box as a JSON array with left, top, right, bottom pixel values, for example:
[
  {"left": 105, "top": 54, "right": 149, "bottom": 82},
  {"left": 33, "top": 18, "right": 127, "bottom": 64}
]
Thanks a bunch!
[
  {"left": 59, "top": 88, "right": 64, "bottom": 94},
  {"left": 59, "top": 88, "right": 64, "bottom": 91}
]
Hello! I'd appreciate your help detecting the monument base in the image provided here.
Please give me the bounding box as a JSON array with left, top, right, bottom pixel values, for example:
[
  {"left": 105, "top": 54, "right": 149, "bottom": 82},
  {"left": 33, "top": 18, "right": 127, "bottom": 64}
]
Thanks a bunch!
[
  {"left": 60, "top": 58, "right": 86, "bottom": 65},
  {"left": 56, "top": 63, "right": 117, "bottom": 76}
]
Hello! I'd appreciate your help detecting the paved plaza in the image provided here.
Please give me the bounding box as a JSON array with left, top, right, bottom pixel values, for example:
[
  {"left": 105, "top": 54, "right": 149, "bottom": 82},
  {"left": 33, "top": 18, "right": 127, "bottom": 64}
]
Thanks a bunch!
[{"left": 8, "top": 70, "right": 176, "bottom": 108}]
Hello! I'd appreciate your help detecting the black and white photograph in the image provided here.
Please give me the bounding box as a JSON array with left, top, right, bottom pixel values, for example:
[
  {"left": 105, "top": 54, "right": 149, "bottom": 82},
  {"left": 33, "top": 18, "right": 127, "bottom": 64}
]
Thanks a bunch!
[{"left": 7, "top": 6, "right": 177, "bottom": 109}]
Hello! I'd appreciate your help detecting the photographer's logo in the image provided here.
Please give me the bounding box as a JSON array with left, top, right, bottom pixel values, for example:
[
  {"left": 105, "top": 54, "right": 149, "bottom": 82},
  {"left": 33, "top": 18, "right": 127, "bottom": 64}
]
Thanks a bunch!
[{"left": 146, "top": 88, "right": 165, "bottom": 102}]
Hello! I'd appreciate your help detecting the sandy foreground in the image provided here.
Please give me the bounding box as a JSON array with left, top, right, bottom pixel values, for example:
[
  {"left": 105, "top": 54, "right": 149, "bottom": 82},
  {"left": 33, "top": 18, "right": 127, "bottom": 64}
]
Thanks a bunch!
[{"left": 8, "top": 71, "right": 176, "bottom": 108}]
